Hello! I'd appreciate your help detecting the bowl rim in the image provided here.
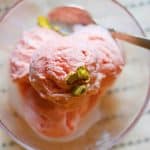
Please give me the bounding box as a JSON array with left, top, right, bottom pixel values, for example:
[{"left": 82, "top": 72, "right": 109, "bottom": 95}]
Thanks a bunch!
[{"left": 0, "top": 0, "right": 149, "bottom": 149}]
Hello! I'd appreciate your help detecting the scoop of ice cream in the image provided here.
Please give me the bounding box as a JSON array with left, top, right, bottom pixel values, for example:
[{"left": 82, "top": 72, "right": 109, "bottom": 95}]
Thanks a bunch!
[
  {"left": 10, "top": 24, "right": 124, "bottom": 139},
  {"left": 10, "top": 27, "right": 62, "bottom": 81},
  {"left": 15, "top": 81, "right": 99, "bottom": 138},
  {"left": 29, "top": 25, "right": 124, "bottom": 109}
]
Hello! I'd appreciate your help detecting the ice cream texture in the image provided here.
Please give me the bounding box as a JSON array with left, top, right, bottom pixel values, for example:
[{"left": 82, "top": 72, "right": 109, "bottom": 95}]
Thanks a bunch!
[{"left": 10, "top": 24, "right": 124, "bottom": 138}]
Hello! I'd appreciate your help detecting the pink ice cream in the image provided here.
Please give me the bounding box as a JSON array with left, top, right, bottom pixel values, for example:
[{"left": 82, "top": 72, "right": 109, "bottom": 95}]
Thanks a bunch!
[
  {"left": 10, "top": 25, "right": 124, "bottom": 139},
  {"left": 10, "top": 27, "right": 62, "bottom": 81},
  {"left": 17, "top": 82, "right": 98, "bottom": 138},
  {"left": 29, "top": 25, "right": 124, "bottom": 108}
]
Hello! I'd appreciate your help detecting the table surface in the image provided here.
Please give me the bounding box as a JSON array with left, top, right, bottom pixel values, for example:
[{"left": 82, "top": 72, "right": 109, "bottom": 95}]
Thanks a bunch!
[{"left": 0, "top": 0, "right": 150, "bottom": 149}]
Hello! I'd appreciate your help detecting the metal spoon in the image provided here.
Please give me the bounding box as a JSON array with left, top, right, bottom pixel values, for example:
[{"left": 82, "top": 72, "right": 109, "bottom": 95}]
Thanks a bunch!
[
  {"left": 109, "top": 28, "right": 150, "bottom": 49},
  {"left": 48, "top": 6, "right": 150, "bottom": 50}
]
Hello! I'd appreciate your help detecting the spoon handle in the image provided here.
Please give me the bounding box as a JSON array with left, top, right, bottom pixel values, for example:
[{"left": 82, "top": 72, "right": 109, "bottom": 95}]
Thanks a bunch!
[{"left": 109, "top": 29, "right": 150, "bottom": 50}]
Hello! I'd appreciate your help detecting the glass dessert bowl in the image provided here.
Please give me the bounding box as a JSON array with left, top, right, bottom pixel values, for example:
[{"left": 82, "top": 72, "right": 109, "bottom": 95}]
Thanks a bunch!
[{"left": 0, "top": 0, "right": 150, "bottom": 150}]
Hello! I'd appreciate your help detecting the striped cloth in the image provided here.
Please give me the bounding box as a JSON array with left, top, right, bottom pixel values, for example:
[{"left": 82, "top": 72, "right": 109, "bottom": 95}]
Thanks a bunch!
[{"left": 0, "top": 0, "right": 150, "bottom": 149}]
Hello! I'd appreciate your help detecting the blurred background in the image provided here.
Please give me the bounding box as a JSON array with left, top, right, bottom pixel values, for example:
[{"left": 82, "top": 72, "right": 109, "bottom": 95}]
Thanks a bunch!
[{"left": 0, "top": 0, "right": 149, "bottom": 149}]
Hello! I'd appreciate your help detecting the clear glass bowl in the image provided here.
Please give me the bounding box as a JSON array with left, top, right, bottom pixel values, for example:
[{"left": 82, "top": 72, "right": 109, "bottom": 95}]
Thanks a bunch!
[{"left": 0, "top": 0, "right": 150, "bottom": 150}]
